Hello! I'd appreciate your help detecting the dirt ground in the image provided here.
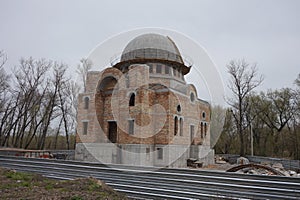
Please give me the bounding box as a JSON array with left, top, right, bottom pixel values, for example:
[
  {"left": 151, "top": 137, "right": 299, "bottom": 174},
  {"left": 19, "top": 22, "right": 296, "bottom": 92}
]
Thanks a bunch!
[
  {"left": 0, "top": 168, "right": 127, "bottom": 200},
  {"left": 201, "top": 163, "right": 234, "bottom": 171}
]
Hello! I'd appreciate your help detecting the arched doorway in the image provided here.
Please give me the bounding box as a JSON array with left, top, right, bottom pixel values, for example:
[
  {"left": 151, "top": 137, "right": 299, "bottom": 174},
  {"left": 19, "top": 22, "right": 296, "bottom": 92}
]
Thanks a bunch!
[{"left": 97, "top": 76, "right": 118, "bottom": 143}]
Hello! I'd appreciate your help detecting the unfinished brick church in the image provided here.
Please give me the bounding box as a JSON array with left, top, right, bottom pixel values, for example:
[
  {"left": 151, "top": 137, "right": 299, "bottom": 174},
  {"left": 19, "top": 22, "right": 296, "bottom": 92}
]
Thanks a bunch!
[{"left": 75, "top": 33, "right": 214, "bottom": 167}]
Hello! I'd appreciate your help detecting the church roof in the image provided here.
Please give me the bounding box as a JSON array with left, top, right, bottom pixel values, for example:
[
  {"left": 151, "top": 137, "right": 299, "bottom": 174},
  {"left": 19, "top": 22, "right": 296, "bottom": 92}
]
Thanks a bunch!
[
  {"left": 121, "top": 33, "right": 183, "bottom": 64},
  {"left": 113, "top": 33, "right": 191, "bottom": 75}
]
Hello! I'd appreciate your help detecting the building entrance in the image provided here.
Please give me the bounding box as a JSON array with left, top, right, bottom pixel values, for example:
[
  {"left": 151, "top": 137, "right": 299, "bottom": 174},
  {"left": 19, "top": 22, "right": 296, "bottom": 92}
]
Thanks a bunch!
[{"left": 108, "top": 121, "right": 117, "bottom": 143}]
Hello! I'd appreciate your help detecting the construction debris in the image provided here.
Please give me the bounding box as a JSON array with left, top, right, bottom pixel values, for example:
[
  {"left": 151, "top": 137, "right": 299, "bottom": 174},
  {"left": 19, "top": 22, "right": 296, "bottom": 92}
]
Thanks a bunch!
[
  {"left": 187, "top": 158, "right": 203, "bottom": 168},
  {"left": 236, "top": 157, "right": 249, "bottom": 165},
  {"left": 213, "top": 156, "right": 300, "bottom": 177}
]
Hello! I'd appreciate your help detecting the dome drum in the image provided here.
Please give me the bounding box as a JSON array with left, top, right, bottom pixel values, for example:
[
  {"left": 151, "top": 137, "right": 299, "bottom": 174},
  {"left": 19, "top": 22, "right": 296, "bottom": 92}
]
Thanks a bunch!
[{"left": 121, "top": 48, "right": 181, "bottom": 63}]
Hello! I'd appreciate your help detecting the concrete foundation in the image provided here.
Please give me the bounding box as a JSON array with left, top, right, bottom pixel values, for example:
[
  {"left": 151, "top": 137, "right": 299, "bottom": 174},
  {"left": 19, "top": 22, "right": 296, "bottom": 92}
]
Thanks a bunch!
[{"left": 75, "top": 143, "right": 214, "bottom": 168}]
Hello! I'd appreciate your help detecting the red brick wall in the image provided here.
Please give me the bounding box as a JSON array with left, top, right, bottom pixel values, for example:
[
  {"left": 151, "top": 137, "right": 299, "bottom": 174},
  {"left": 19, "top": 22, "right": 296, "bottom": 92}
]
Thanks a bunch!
[{"left": 76, "top": 63, "right": 211, "bottom": 147}]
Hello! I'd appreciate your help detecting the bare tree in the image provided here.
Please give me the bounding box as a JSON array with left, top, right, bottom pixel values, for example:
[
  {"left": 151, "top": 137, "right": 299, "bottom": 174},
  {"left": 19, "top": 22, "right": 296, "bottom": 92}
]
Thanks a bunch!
[
  {"left": 35, "top": 62, "right": 69, "bottom": 150},
  {"left": 0, "top": 51, "right": 10, "bottom": 95},
  {"left": 0, "top": 51, "right": 11, "bottom": 145},
  {"left": 291, "top": 74, "right": 300, "bottom": 159},
  {"left": 295, "top": 73, "right": 300, "bottom": 87},
  {"left": 11, "top": 58, "right": 52, "bottom": 148},
  {"left": 0, "top": 53, "right": 79, "bottom": 150},
  {"left": 76, "top": 58, "right": 92, "bottom": 92},
  {"left": 264, "top": 89, "right": 295, "bottom": 132},
  {"left": 1, "top": 58, "right": 69, "bottom": 149},
  {"left": 249, "top": 89, "right": 296, "bottom": 156},
  {"left": 56, "top": 68, "right": 80, "bottom": 149},
  {"left": 215, "top": 108, "right": 239, "bottom": 154},
  {"left": 210, "top": 105, "right": 226, "bottom": 148},
  {"left": 57, "top": 71, "right": 72, "bottom": 150},
  {"left": 227, "top": 59, "right": 263, "bottom": 156}
]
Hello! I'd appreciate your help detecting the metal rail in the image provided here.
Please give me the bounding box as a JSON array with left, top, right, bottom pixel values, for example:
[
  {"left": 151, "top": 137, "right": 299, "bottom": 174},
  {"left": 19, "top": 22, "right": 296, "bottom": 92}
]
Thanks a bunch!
[{"left": 0, "top": 155, "right": 299, "bottom": 200}]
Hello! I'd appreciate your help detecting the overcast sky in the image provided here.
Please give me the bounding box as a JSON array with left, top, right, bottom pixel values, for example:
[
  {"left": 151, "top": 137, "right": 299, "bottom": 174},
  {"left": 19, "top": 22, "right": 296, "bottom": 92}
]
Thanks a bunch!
[{"left": 1, "top": 0, "right": 300, "bottom": 98}]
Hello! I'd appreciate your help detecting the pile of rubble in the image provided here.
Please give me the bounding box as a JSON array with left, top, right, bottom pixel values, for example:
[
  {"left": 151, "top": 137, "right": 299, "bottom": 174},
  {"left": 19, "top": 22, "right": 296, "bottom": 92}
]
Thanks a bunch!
[
  {"left": 269, "top": 162, "right": 299, "bottom": 177},
  {"left": 215, "top": 156, "right": 300, "bottom": 177}
]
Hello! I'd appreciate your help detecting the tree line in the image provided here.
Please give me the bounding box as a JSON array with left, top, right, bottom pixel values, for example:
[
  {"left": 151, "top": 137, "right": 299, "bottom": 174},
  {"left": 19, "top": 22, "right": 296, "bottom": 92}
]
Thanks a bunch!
[
  {"left": 215, "top": 59, "right": 300, "bottom": 160},
  {"left": 1, "top": 49, "right": 299, "bottom": 158},
  {"left": 0, "top": 51, "right": 91, "bottom": 150}
]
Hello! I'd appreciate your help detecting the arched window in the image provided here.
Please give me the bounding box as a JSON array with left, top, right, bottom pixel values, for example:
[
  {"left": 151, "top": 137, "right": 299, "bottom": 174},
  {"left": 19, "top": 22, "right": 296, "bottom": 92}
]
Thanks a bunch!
[
  {"left": 200, "top": 122, "right": 203, "bottom": 139},
  {"left": 190, "top": 92, "right": 195, "bottom": 102},
  {"left": 204, "top": 123, "right": 207, "bottom": 137},
  {"left": 129, "top": 93, "right": 135, "bottom": 106},
  {"left": 177, "top": 105, "right": 181, "bottom": 113},
  {"left": 179, "top": 118, "right": 183, "bottom": 136},
  {"left": 174, "top": 116, "right": 178, "bottom": 136},
  {"left": 84, "top": 97, "right": 89, "bottom": 109}
]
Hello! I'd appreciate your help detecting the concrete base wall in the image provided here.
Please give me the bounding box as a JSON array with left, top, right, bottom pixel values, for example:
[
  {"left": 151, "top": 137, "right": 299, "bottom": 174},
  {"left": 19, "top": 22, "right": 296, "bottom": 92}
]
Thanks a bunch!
[
  {"left": 190, "top": 145, "right": 215, "bottom": 165},
  {"left": 75, "top": 143, "right": 214, "bottom": 168}
]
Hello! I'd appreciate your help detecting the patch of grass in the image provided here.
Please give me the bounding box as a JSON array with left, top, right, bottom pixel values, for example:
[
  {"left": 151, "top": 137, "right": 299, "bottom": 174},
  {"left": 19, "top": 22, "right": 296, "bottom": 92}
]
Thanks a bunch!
[
  {"left": 70, "top": 196, "right": 84, "bottom": 200},
  {"left": 45, "top": 183, "right": 54, "bottom": 190},
  {"left": 0, "top": 182, "right": 19, "bottom": 189},
  {"left": 0, "top": 167, "right": 127, "bottom": 200},
  {"left": 3, "top": 170, "right": 37, "bottom": 188},
  {"left": 59, "top": 187, "right": 68, "bottom": 192},
  {"left": 88, "top": 180, "right": 101, "bottom": 191},
  {"left": 5, "top": 170, "right": 34, "bottom": 182},
  {"left": 21, "top": 181, "right": 30, "bottom": 187}
]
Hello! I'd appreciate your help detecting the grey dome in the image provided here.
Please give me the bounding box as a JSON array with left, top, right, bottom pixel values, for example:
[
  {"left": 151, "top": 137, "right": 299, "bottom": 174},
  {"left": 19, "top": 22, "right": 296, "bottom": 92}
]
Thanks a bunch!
[{"left": 120, "top": 33, "right": 184, "bottom": 64}]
